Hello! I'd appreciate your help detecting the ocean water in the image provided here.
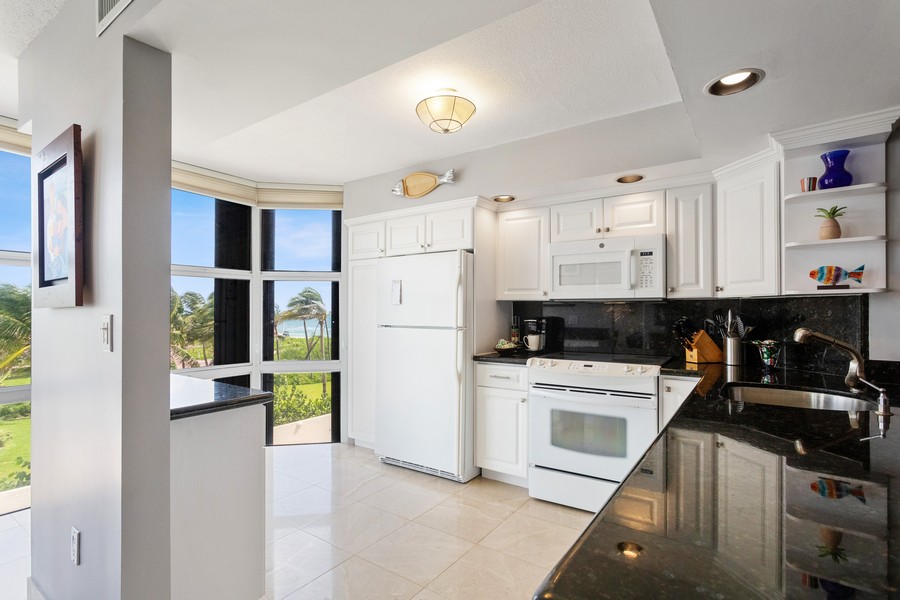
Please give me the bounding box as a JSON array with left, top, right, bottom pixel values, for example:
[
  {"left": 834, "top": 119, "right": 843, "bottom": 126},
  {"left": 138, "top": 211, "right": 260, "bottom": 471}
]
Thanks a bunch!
[{"left": 278, "top": 318, "right": 327, "bottom": 337}]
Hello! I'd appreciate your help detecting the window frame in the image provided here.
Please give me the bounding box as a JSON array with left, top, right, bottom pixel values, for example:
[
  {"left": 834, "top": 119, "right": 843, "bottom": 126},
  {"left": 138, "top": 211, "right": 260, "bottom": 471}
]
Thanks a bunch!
[
  {"left": 169, "top": 187, "right": 342, "bottom": 443},
  {"left": 0, "top": 137, "right": 33, "bottom": 404}
]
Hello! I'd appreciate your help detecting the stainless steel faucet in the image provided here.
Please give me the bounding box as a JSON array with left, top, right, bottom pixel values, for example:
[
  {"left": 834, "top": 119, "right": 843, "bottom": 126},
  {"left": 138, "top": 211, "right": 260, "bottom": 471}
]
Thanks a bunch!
[
  {"left": 793, "top": 327, "right": 865, "bottom": 391},
  {"left": 794, "top": 327, "right": 892, "bottom": 440}
]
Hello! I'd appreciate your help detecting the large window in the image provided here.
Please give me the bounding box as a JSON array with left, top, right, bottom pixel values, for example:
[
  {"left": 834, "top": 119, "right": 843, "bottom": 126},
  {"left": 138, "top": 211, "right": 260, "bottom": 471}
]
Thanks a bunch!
[
  {"left": 0, "top": 147, "right": 33, "bottom": 507},
  {"left": 170, "top": 192, "right": 340, "bottom": 445}
]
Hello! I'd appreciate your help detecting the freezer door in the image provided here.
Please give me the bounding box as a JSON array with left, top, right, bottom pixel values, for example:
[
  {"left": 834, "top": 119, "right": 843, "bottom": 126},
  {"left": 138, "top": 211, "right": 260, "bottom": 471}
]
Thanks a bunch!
[
  {"left": 377, "top": 251, "right": 465, "bottom": 328},
  {"left": 375, "top": 327, "right": 463, "bottom": 475}
]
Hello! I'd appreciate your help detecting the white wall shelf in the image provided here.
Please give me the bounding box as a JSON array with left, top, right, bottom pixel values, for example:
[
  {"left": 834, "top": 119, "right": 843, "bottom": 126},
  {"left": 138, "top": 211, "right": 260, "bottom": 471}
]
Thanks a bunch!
[
  {"left": 783, "top": 182, "right": 886, "bottom": 202},
  {"left": 784, "top": 235, "right": 886, "bottom": 248},
  {"left": 779, "top": 133, "right": 888, "bottom": 295}
]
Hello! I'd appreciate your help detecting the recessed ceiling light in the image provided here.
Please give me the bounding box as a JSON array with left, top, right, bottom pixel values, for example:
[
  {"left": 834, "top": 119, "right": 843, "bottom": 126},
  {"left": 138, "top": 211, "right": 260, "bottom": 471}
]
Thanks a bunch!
[
  {"left": 616, "top": 174, "right": 643, "bottom": 184},
  {"left": 704, "top": 68, "right": 765, "bottom": 96},
  {"left": 617, "top": 542, "right": 644, "bottom": 559},
  {"left": 492, "top": 195, "right": 516, "bottom": 203}
]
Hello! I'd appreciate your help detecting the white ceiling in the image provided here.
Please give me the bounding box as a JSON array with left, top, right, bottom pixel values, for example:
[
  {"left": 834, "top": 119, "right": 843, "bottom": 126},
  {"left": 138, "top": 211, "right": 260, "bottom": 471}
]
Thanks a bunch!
[{"left": 3, "top": 0, "right": 900, "bottom": 185}]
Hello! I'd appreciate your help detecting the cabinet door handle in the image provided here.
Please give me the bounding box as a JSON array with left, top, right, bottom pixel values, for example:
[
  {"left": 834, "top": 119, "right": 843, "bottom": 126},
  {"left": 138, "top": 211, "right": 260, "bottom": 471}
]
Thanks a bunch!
[
  {"left": 541, "top": 291, "right": 547, "bottom": 296},
  {"left": 664, "top": 386, "right": 672, "bottom": 393},
  {"left": 715, "top": 286, "right": 724, "bottom": 292},
  {"left": 489, "top": 375, "right": 512, "bottom": 380},
  {"left": 667, "top": 287, "right": 675, "bottom": 293},
  {"left": 520, "top": 397, "right": 527, "bottom": 403},
  {"left": 604, "top": 226, "right": 610, "bottom": 232},
  {"left": 596, "top": 227, "right": 603, "bottom": 233},
  {"left": 716, "top": 441, "right": 724, "bottom": 448}
]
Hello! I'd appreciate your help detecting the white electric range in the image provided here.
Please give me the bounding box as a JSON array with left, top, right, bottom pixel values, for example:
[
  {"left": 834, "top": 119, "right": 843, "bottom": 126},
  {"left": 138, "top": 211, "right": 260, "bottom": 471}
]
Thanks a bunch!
[{"left": 526, "top": 353, "right": 669, "bottom": 512}]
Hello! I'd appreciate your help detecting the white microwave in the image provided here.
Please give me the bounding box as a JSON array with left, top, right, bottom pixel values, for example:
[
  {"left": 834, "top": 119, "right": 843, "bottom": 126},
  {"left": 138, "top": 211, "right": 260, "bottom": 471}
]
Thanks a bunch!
[{"left": 548, "top": 234, "right": 666, "bottom": 300}]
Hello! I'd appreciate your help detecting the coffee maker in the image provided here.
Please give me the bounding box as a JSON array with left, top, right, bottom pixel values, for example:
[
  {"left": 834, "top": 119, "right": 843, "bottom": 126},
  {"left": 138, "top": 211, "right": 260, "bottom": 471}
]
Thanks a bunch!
[{"left": 521, "top": 317, "right": 564, "bottom": 354}]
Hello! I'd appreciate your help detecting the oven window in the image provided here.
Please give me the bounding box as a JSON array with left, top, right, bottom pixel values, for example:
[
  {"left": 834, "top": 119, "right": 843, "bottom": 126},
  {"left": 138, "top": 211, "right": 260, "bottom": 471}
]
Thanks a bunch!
[
  {"left": 550, "top": 409, "right": 627, "bottom": 457},
  {"left": 559, "top": 261, "right": 621, "bottom": 286}
]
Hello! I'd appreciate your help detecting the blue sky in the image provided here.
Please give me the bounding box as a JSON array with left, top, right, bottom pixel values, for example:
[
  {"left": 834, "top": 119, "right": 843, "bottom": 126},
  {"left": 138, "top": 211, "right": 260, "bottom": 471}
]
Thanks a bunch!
[
  {"left": 0, "top": 151, "right": 31, "bottom": 254},
  {"left": 171, "top": 190, "right": 335, "bottom": 311}
]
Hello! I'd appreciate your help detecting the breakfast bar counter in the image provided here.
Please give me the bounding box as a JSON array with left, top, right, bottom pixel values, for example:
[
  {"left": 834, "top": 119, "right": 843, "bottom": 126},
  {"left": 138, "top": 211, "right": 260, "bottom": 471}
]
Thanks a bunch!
[
  {"left": 534, "top": 365, "right": 900, "bottom": 599},
  {"left": 169, "top": 375, "right": 272, "bottom": 600}
]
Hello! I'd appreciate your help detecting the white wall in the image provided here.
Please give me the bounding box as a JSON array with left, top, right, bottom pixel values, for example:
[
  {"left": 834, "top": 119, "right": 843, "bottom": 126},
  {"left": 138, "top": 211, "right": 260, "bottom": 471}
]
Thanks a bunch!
[
  {"left": 18, "top": 0, "right": 171, "bottom": 597},
  {"left": 341, "top": 102, "right": 701, "bottom": 219},
  {"left": 869, "top": 127, "right": 900, "bottom": 360}
]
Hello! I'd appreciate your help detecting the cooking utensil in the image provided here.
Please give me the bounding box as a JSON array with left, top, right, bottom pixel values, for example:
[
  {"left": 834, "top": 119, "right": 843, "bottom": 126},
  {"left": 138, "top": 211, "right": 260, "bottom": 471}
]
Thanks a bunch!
[{"left": 672, "top": 316, "right": 698, "bottom": 350}]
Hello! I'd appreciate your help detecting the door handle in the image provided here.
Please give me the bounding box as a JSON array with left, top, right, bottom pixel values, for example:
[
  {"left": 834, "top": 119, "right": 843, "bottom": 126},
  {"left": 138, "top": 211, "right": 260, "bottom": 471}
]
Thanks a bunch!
[
  {"left": 665, "top": 386, "right": 672, "bottom": 393},
  {"left": 520, "top": 397, "right": 527, "bottom": 403},
  {"left": 489, "top": 375, "right": 512, "bottom": 380}
]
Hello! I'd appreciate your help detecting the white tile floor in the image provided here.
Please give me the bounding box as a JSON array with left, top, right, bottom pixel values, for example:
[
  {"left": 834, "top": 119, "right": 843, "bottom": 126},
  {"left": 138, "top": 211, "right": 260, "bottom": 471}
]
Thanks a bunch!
[{"left": 0, "top": 443, "right": 594, "bottom": 600}]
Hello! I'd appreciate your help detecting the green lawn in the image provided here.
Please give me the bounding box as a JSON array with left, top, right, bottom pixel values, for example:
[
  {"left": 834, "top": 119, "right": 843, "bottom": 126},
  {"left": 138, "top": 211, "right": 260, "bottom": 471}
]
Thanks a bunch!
[{"left": 0, "top": 416, "right": 31, "bottom": 490}]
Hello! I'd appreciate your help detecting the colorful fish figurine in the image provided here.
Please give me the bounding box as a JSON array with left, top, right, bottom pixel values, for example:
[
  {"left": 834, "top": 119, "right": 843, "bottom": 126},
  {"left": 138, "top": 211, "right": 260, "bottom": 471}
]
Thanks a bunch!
[
  {"left": 809, "top": 264, "right": 864, "bottom": 286},
  {"left": 391, "top": 169, "right": 455, "bottom": 199},
  {"left": 810, "top": 477, "right": 866, "bottom": 504}
]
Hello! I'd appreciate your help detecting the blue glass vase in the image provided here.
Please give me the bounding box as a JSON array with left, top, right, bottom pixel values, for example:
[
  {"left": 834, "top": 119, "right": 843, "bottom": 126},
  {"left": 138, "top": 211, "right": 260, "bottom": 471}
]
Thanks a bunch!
[{"left": 818, "top": 149, "right": 853, "bottom": 189}]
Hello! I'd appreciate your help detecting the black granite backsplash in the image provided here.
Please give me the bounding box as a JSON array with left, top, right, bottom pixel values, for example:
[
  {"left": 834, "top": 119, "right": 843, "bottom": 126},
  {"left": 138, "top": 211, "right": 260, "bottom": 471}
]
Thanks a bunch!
[{"left": 511, "top": 295, "right": 899, "bottom": 380}]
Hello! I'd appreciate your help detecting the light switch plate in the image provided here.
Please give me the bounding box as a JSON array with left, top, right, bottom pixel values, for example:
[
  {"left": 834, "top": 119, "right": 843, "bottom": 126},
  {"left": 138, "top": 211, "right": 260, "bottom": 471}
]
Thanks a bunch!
[
  {"left": 101, "top": 315, "right": 113, "bottom": 352},
  {"left": 71, "top": 527, "right": 80, "bottom": 565}
]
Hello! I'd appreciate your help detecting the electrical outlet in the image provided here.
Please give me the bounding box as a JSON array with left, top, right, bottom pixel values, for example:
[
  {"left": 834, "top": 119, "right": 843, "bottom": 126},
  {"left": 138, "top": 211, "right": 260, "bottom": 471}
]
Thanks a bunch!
[{"left": 71, "top": 527, "right": 80, "bottom": 565}]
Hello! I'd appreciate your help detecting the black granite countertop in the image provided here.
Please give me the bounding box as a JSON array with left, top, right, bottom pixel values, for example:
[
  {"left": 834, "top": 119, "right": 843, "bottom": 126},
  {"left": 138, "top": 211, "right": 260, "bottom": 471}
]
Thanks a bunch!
[
  {"left": 170, "top": 374, "right": 273, "bottom": 420},
  {"left": 535, "top": 364, "right": 900, "bottom": 599},
  {"left": 474, "top": 351, "right": 531, "bottom": 365}
]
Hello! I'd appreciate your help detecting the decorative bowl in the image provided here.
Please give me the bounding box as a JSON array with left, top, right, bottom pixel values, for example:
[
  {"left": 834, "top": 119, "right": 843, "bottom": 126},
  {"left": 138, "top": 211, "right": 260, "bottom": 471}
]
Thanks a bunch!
[{"left": 494, "top": 346, "right": 519, "bottom": 356}]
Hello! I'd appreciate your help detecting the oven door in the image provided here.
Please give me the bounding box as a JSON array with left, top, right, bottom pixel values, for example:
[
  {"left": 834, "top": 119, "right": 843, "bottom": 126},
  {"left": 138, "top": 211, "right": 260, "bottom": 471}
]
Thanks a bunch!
[{"left": 529, "top": 386, "right": 658, "bottom": 482}]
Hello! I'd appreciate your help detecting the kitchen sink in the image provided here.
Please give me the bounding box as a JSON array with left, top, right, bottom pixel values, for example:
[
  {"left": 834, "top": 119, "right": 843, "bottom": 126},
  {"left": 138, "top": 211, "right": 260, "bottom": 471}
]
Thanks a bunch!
[{"left": 720, "top": 383, "right": 876, "bottom": 412}]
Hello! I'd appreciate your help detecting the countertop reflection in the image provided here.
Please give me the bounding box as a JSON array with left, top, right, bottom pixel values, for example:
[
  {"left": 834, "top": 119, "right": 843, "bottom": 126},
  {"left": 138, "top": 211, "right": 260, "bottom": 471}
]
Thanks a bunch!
[{"left": 535, "top": 364, "right": 900, "bottom": 600}]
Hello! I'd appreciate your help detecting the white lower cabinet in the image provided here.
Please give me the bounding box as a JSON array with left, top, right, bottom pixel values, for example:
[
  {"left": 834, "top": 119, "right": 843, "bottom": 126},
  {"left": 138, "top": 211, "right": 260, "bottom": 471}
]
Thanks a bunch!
[
  {"left": 474, "top": 363, "right": 528, "bottom": 480},
  {"left": 659, "top": 376, "right": 700, "bottom": 430}
]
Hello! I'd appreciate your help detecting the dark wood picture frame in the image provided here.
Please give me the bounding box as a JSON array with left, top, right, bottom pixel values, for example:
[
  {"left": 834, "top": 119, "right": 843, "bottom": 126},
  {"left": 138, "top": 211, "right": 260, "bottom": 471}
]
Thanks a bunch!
[{"left": 33, "top": 124, "right": 83, "bottom": 308}]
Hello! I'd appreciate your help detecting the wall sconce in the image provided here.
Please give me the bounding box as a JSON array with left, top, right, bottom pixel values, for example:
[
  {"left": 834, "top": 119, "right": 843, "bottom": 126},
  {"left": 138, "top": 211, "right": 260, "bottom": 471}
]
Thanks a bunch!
[{"left": 416, "top": 89, "right": 476, "bottom": 134}]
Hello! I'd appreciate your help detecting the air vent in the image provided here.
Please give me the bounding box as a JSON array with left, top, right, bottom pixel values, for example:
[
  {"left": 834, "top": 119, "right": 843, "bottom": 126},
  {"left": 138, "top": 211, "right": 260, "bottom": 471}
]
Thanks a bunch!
[{"left": 97, "top": 0, "right": 133, "bottom": 36}]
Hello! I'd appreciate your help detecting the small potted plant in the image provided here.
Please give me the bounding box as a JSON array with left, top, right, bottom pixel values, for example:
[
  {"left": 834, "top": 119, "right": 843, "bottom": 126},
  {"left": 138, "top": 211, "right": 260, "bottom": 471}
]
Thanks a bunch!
[{"left": 815, "top": 205, "right": 846, "bottom": 240}]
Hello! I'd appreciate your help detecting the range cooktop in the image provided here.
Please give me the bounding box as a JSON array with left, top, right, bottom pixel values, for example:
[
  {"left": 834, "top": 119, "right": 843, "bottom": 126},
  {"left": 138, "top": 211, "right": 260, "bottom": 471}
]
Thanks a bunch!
[{"left": 541, "top": 352, "right": 674, "bottom": 367}]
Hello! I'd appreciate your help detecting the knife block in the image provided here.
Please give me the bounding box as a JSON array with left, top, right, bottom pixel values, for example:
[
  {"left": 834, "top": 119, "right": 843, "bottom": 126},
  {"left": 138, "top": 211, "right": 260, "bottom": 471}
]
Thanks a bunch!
[{"left": 685, "top": 330, "right": 723, "bottom": 364}]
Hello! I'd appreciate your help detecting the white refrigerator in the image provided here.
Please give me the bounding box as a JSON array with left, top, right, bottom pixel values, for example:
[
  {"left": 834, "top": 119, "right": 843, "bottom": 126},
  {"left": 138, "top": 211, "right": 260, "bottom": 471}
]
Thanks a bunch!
[{"left": 374, "top": 250, "right": 479, "bottom": 483}]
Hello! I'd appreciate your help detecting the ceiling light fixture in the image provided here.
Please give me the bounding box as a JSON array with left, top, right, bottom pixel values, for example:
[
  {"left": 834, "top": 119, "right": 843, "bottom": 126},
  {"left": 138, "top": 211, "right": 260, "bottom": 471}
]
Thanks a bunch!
[
  {"left": 616, "top": 174, "right": 644, "bottom": 184},
  {"left": 416, "top": 89, "right": 476, "bottom": 134},
  {"left": 704, "top": 68, "right": 765, "bottom": 96},
  {"left": 492, "top": 195, "right": 516, "bottom": 203}
]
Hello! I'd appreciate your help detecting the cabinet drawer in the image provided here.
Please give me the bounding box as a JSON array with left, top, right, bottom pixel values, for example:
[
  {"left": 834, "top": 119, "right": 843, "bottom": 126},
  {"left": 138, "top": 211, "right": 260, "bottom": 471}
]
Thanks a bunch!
[{"left": 475, "top": 363, "right": 527, "bottom": 390}]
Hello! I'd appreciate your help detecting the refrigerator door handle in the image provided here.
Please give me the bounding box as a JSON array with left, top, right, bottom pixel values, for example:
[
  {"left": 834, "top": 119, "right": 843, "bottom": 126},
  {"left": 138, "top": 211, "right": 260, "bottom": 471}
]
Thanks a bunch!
[{"left": 455, "top": 329, "right": 464, "bottom": 384}]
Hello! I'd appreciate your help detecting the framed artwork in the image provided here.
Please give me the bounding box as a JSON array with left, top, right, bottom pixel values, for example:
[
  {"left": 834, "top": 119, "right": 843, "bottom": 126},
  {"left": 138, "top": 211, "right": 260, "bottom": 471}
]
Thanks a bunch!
[{"left": 33, "top": 124, "right": 83, "bottom": 308}]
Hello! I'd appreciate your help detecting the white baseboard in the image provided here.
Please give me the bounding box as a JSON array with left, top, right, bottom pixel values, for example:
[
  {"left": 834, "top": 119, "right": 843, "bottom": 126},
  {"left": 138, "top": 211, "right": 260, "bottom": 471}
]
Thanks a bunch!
[
  {"left": 28, "top": 577, "right": 48, "bottom": 600},
  {"left": 479, "top": 468, "right": 528, "bottom": 489}
]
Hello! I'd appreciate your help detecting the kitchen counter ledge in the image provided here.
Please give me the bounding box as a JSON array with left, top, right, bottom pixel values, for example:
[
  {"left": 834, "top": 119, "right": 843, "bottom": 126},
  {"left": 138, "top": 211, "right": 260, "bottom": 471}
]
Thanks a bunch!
[{"left": 535, "top": 364, "right": 900, "bottom": 599}]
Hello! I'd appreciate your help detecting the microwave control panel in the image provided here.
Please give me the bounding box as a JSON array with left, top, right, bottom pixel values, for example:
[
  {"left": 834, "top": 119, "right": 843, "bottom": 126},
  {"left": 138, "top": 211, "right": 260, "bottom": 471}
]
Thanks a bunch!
[{"left": 637, "top": 250, "right": 656, "bottom": 289}]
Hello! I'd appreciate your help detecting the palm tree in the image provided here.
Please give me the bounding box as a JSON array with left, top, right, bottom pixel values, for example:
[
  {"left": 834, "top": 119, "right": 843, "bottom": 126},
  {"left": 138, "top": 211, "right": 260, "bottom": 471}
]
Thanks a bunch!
[
  {"left": 279, "top": 287, "right": 330, "bottom": 397},
  {"left": 0, "top": 284, "right": 31, "bottom": 385},
  {"left": 169, "top": 288, "right": 199, "bottom": 368},
  {"left": 182, "top": 291, "right": 214, "bottom": 365}
]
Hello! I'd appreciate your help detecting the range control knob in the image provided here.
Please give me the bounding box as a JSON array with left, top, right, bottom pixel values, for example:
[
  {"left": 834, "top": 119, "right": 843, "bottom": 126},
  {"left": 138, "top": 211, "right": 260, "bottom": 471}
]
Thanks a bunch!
[
  {"left": 637, "top": 365, "right": 647, "bottom": 374},
  {"left": 537, "top": 359, "right": 546, "bottom": 367},
  {"left": 623, "top": 365, "right": 633, "bottom": 373},
  {"left": 549, "top": 360, "right": 558, "bottom": 367}
]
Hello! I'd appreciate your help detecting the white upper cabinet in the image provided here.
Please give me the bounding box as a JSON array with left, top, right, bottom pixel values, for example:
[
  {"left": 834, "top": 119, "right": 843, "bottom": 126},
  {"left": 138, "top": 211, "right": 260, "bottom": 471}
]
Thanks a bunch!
[
  {"left": 385, "top": 207, "right": 473, "bottom": 256},
  {"left": 549, "top": 191, "right": 665, "bottom": 242},
  {"left": 550, "top": 199, "right": 603, "bottom": 242},
  {"left": 715, "top": 158, "right": 780, "bottom": 297},
  {"left": 348, "top": 221, "right": 386, "bottom": 260},
  {"left": 604, "top": 191, "right": 665, "bottom": 237},
  {"left": 497, "top": 207, "right": 550, "bottom": 300},
  {"left": 666, "top": 184, "right": 714, "bottom": 298},
  {"left": 425, "top": 206, "right": 474, "bottom": 253},
  {"left": 385, "top": 214, "right": 426, "bottom": 256}
]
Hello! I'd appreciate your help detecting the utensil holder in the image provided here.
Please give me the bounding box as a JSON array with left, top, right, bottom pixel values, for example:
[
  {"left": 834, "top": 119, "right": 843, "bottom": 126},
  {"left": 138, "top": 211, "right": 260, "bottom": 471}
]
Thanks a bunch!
[
  {"left": 685, "top": 330, "right": 723, "bottom": 364},
  {"left": 724, "top": 337, "right": 743, "bottom": 366}
]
